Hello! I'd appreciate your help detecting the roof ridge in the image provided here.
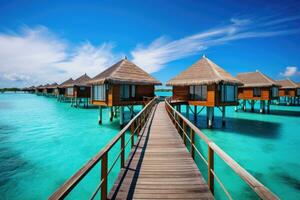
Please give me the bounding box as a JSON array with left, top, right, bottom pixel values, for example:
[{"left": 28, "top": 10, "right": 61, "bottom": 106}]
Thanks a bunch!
[
  {"left": 257, "top": 71, "right": 275, "bottom": 84},
  {"left": 237, "top": 71, "right": 257, "bottom": 75},
  {"left": 109, "top": 59, "right": 125, "bottom": 78},
  {"left": 204, "top": 57, "right": 222, "bottom": 80}
]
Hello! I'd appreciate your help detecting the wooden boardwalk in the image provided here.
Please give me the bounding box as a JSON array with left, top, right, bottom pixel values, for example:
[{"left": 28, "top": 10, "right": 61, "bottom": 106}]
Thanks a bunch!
[{"left": 108, "top": 102, "right": 213, "bottom": 199}]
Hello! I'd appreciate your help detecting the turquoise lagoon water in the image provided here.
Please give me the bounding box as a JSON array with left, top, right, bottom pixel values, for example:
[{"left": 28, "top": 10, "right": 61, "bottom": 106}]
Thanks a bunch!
[
  {"left": 0, "top": 93, "right": 139, "bottom": 199},
  {"left": 0, "top": 92, "right": 299, "bottom": 199}
]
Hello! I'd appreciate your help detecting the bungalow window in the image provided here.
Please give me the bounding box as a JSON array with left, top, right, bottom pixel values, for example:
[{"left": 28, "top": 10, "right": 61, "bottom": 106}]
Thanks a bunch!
[
  {"left": 66, "top": 87, "right": 74, "bottom": 96},
  {"left": 80, "top": 87, "right": 85, "bottom": 91},
  {"left": 221, "top": 85, "right": 237, "bottom": 102},
  {"left": 253, "top": 88, "right": 261, "bottom": 97},
  {"left": 297, "top": 88, "right": 300, "bottom": 96},
  {"left": 93, "top": 84, "right": 106, "bottom": 101},
  {"left": 189, "top": 85, "right": 207, "bottom": 101},
  {"left": 120, "top": 85, "right": 135, "bottom": 100},
  {"left": 271, "top": 87, "right": 279, "bottom": 97}
]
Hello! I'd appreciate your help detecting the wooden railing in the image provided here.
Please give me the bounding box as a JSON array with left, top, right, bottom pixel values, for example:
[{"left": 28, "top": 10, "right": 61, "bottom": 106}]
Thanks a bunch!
[
  {"left": 165, "top": 98, "right": 278, "bottom": 200},
  {"left": 49, "top": 97, "right": 158, "bottom": 200}
]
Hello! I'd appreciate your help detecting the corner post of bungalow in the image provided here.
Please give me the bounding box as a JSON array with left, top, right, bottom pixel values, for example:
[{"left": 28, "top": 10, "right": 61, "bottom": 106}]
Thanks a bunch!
[
  {"left": 88, "top": 57, "right": 161, "bottom": 127},
  {"left": 57, "top": 78, "right": 74, "bottom": 102},
  {"left": 166, "top": 55, "right": 242, "bottom": 128},
  {"left": 275, "top": 79, "right": 300, "bottom": 106},
  {"left": 236, "top": 71, "right": 280, "bottom": 113}
]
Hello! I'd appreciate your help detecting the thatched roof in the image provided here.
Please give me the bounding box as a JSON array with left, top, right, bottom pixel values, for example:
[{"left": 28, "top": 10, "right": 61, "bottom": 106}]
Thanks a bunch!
[
  {"left": 89, "top": 58, "right": 162, "bottom": 85},
  {"left": 47, "top": 82, "right": 58, "bottom": 89},
  {"left": 166, "top": 56, "right": 242, "bottom": 86},
  {"left": 41, "top": 84, "right": 50, "bottom": 89},
  {"left": 236, "top": 71, "right": 280, "bottom": 88},
  {"left": 275, "top": 79, "right": 299, "bottom": 89},
  {"left": 58, "top": 78, "right": 74, "bottom": 88},
  {"left": 36, "top": 85, "right": 43, "bottom": 89},
  {"left": 64, "top": 73, "right": 92, "bottom": 87}
]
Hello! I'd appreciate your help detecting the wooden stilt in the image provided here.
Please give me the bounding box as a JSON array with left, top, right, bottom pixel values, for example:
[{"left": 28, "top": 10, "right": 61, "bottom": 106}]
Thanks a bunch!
[
  {"left": 110, "top": 107, "right": 113, "bottom": 121},
  {"left": 267, "top": 100, "right": 270, "bottom": 113},
  {"left": 250, "top": 100, "right": 254, "bottom": 112},
  {"left": 207, "top": 107, "right": 214, "bottom": 128},
  {"left": 98, "top": 106, "right": 102, "bottom": 124},
  {"left": 222, "top": 106, "right": 226, "bottom": 127},
  {"left": 131, "top": 105, "right": 134, "bottom": 119},
  {"left": 194, "top": 106, "right": 197, "bottom": 121},
  {"left": 120, "top": 106, "right": 124, "bottom": 128},
  {"left": 243, "top": 100, "right": 246, "bottom": 111},
  {"left": 186, "top": 104, "right": 189, "bottom": 118},
  {"left": 260, "top": 100, "right": 265, "bottom": 113}
]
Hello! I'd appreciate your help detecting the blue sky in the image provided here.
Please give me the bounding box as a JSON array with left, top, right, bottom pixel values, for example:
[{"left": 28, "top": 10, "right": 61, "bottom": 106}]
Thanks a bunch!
[{"left": 0, "top": 0, "right": 300, "bottom": 87}]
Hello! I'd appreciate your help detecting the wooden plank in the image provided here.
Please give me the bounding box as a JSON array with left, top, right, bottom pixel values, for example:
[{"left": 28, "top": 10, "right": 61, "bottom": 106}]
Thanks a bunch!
[{"left": 108, "top": 102, "right": 213, "bottom": 200}]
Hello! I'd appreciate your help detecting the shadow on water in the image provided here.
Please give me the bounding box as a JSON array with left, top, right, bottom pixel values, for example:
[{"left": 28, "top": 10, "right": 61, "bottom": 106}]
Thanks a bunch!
[
  {"left": 0, "top": 123, "right": 32, "bottom": 188},
  {"left": 269, "top": 110, "right": 300, "bottom": 117},
  {"left": 275, "top": 172, "right": 300, "bottom": 191},
  {"left": 188, "top": 115, "right": 281, "bottom": 139}
]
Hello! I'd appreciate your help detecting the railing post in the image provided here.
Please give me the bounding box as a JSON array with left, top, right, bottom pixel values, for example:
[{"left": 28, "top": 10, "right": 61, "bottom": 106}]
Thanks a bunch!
[
  {"left": 131, "top": 123, "right": 135, "bottom": 148},
  {"left": 183, "top": 121, "right": 186, "bottom": 146},
  {"left": 190, "top": 128, "right": 195, "bottom": 159},
  {"left": 208, "top": 146, "right": 214, "bottom": 194},
  {"left": 101, "top": 153, "right": 108, "bottom": 200},
  {"left": 121, "top": 133, "right": 125, "bottom": 168}
]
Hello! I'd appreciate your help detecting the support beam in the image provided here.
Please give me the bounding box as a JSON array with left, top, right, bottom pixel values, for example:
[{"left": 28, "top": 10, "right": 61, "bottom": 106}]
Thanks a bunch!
[
  {"left": 131, "top": 105, "right": 134, "bottom": 119},
  {"left": 222, "top": 106, "right": 226, "bottom": 127},
  {"left": 98, "top": 106, "right": 102, "bottom": 124},
  {"left": 243, "top": 100, "right": 246, "bottom": 111},
  {"left": 120, "top": 106, "right": 124, "bottom": 127},
  {"left": 186, "top": 104, "right": 189, "bottom": 118},
  {"left": 109, "top": 107, "right": 113, "bottom": 121},
  {"left": 113, "top": 106, "right": 117, "bottom": 118},
  {"left": 206, "top": 107, "right": 214, "bottom": 128},
  {"left": 250, "top": 100, "right": 254, "bottom": 112},
  {"left": 260, "top": 100, "right": 265, "bottom": 113},
  {"left": 194, "top": 106, "right": 197, "bottom": 122},
  {"left": 267, "top": 100, "right": 271, "bottom": 113}
]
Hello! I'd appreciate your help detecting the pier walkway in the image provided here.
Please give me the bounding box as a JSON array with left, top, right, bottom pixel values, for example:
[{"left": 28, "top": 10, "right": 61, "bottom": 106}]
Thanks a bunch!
[
  {"left": 108, "top": 102, "right": 213, "bottom": 199},
  {"left": 50, "top": 97, "right": 278, "bottom": 200}
]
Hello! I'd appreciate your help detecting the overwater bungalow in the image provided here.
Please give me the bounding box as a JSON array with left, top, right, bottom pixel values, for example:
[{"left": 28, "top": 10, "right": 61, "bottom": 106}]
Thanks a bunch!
[
  {"left": 166, "top": 55, "right": 243, "bottom": 128},
  {"left": 275, "top": 79, "right": 300, "bottom": 105},
  {"left": 35, "top": 85, "right": 43, "bottom": 95},
  {"left": 23, "top": 86, "right": 35, "bottom": 93},
  {"left": 41, "top": 84, "right": 50, "bottom": 96},
  {"left": 89, "top": 57, "right": 161, "bottom": 125},
  {"left": 45, "top": 83, "right": 58, "bottom": 97},
  {"left": 61, "top": 73, "right": 92, "bottom": 108},
  {"left": 57, "top": 78, "right": 74, "bottom": 102},
  {"left": 236, "top": 71, "right": 280, "bottom": 113}
]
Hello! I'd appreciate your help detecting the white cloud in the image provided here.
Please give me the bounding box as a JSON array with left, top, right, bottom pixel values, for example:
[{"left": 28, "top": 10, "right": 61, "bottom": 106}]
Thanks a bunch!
[
  {"left": 56, "top": 42, "right": 116, "bottom": 79},
  {"left": 3, "top": 73, "right": 30, "bottom": 81},
  {"left": 131, "top": 15, "right": 300, "bottom": 73},
  {"left": 280, "top": 66, "right": 300, "bottom": 77},
  {"left": 0, "top": 26, "right": 117, "bottom": 87}
]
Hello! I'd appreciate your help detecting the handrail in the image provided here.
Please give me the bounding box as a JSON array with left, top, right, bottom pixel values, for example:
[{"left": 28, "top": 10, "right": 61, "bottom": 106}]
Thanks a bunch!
[
  {"left": 164, "top": 97, "right": 278, "bottom": 200},
  {"left": 49, "top": 97, "right": 158, "bottom": 200}
]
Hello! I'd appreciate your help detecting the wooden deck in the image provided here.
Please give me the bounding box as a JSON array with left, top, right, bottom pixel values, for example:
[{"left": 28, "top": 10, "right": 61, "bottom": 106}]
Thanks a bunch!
[{"left": 108, "top": 102, "right": 213, "bottom": 199}]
